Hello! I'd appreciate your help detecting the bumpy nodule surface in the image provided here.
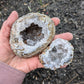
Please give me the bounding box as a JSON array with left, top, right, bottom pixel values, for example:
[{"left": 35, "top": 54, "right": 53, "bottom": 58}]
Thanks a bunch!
[
  {"left": 20, "top": 23, "right": 44, "bottom": 46},
  {"left": 39, "top": 38, "right": 74, "bottom": 70}
]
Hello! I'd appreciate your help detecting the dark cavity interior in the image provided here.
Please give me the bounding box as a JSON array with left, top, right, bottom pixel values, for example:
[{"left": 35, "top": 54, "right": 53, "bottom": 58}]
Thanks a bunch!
[
  {"left": 20, "top": 23, "right": 44, "bottom": 46},
  {"left": 49, "top": 45, "right": 68, "bottom": 61}
]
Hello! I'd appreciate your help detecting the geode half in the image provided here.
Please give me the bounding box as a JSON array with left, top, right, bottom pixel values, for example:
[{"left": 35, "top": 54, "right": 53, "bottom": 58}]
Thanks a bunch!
[
  {"left": 39, "top": 38, "right": 74, "bottom": 70},
  {"left": 10, "top": 13, "right": 55, "bottom": 57}
]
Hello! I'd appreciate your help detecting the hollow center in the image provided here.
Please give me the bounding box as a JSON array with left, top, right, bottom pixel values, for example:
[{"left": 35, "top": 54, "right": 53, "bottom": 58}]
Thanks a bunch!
[
  {"left": 49, "top": 45, "right": 67, "bottom": 62},
  {"left": 20, "top": 23, "right": 44, "bottom": 46}
]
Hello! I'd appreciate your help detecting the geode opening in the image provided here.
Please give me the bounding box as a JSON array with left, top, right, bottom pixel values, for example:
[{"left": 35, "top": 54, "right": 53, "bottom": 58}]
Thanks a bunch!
[
  {"left": 49, "top": 45, "right": 68, "bottom": 62},
  {"left": 20, "top": 23, "right": 44, "bottom": 46},
  {"left": 10, "top": 13, "right": 55, "bottom": 57},
  {"left": 39, "top": 38, "right": 74, "bottom": 70}
]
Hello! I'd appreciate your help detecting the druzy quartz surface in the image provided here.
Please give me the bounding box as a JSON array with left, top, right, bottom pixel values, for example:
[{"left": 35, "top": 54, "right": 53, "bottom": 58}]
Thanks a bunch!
[
  {"left": 10, "top": 13, "right": 55, "bottom": 57},
  {"left": 10, "top": 13, "right": 74, "bottom": 70},
  {"left": 39, "top": 38, "right": 74, "bottom": 70}
]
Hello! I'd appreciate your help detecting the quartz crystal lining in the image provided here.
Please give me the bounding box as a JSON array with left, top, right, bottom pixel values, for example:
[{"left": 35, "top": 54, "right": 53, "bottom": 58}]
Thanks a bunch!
[
  {"left": 20, "top": 23, "right": 44, "bottom": 46},
  {"left": 10, "top": 13, "right": 55, "bottom": 57},
  {"left": 39, "top": 38, "right": 74, "bottom": 70}
]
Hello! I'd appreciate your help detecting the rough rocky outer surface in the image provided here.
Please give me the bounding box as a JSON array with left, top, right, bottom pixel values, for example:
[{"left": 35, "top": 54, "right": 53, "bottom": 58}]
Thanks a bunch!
[{"left": 0, "top": 0, "right": 84, "bottom": 84}]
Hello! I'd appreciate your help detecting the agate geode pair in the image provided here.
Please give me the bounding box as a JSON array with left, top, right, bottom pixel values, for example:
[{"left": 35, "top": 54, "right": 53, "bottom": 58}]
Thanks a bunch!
[{"left": 10, "top": 13, "right": 74, "bottom": 70}]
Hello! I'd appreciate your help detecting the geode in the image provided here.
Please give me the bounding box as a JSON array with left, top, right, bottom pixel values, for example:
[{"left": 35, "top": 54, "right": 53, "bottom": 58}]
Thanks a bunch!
[
  {"left": 10, "top": 13, "right": 55, "bottom": 57},
  {"left": 39, "top": 38, "right": 74, "bottom": 70}
]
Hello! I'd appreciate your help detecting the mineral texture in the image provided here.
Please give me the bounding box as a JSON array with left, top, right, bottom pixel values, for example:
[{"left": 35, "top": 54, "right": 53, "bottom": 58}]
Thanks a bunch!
[
  {"left": 10, "top": 13, "right": 55, "bottom": 57},
  {"left": 39, "top": 38, "right": 74, "bottom": 70}
]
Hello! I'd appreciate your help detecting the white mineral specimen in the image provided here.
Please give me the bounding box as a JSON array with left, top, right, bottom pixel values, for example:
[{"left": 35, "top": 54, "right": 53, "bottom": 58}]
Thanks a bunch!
[
  {"left": 10, "top": 13, "right": 55, "bottom": 57},
  {"left": 39, "top": 38, "right": 74, "bottom": 70}
]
